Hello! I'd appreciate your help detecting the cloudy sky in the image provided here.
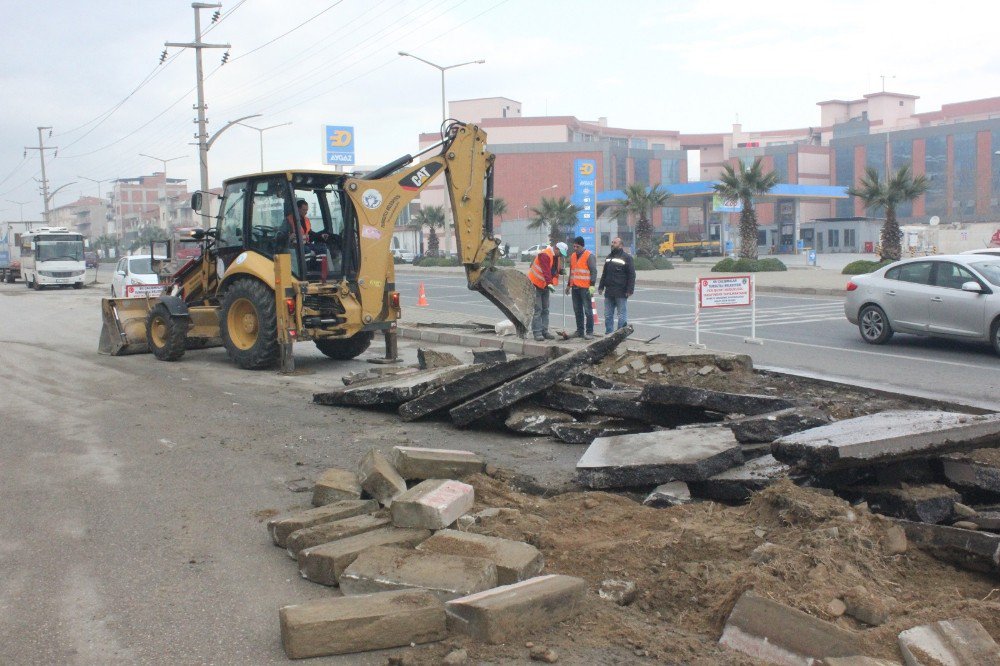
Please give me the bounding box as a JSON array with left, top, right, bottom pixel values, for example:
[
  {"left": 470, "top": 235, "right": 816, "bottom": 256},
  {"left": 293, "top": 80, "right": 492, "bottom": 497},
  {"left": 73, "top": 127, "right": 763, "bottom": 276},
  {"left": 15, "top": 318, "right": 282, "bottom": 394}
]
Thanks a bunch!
[{"left": 2, "top": 0, "right": 998, "bottom": 220}]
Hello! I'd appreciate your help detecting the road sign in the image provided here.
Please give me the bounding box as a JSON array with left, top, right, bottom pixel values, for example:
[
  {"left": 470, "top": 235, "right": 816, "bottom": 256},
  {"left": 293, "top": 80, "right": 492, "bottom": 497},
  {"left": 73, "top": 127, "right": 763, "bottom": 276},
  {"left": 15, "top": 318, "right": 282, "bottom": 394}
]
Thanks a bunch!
[
  {"left": 323, "top": 125, "right": 355, "bottom": 165},
  {"left": 124, "top": 284, "right": 166, "bottom": 298},
  {"left": 698, "top": 276, "right": 752, "bottom": 308}
]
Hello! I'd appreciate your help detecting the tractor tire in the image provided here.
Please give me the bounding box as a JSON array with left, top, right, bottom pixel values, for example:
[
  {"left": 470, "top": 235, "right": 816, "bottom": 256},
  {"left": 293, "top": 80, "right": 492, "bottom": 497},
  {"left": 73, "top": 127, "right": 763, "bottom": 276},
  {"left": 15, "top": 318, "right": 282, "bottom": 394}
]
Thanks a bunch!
[
  {"left": 220, "top": 278, "right": 279, "bottom": 369},
  {"left": 146, "top": 303, "right": 188, "bottom": 362},
  {"left": 315, "top": 331, "right": 374, "bottom": 360},
  {"left": 4, "top": 271, "right": 13, "bottom": 284}
]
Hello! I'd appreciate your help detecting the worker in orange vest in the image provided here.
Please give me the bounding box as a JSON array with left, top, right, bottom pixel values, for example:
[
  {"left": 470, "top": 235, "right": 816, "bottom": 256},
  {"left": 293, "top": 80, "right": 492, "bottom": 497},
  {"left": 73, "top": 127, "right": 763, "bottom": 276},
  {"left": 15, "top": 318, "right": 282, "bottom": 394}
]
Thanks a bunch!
[
  {"left": 527, "top": 240, "right": 568, "bottom": 341},
  {"left": 565, "top": 236, "right": 597, "bottom": 339}
]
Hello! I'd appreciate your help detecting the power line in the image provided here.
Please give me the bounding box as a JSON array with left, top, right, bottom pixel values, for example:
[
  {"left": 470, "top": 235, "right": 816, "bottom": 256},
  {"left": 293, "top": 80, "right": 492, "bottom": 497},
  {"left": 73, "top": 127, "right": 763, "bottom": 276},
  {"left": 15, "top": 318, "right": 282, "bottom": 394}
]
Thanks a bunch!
[{"left": 231, "top": 0, "right": 346, "bottom": 63}]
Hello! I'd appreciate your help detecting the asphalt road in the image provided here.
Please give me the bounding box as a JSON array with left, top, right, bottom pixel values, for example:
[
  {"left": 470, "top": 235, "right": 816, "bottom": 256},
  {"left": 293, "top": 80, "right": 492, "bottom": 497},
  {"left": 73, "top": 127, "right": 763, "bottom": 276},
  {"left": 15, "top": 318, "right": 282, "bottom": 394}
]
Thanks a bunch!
[{"left": 396, "top": 272, "right": 1000, "bottom": 410}]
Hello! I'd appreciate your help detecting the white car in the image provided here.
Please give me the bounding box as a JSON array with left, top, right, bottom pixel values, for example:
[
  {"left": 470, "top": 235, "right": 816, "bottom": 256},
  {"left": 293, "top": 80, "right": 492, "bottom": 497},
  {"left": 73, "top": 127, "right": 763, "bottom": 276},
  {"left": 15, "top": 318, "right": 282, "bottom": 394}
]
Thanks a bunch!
[
  {"left": 520, "top": 244, "right": 547, "bottom": 262},
  {"left": 961, "top": 248, "right": 1000, "bottom": 257},
  {"left": 391, "top": 248, "right": 415, "bottom": 263},
  {"left": 111, "top": 254, "right": 167, "bottom": 298}
]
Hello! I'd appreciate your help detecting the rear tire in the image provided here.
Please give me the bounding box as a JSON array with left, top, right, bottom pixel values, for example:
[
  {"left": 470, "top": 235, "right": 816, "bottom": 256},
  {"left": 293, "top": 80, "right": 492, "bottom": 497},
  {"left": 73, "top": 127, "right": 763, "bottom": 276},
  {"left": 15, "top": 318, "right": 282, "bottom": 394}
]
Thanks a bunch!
[
  {"left": 4, "top": 271, "right": 13, "bottom": 284},
  {"left": 858, "top": 304, "right": 893, "bottom": 344},
  {"left": 73, "top": 282, "right": 83, "bottom": 289},
  {"left": 315, "top": 331, "right": 374, "bottom": 360},
  {"left": 220, "top": 278, "right": 278, "bottom": 369},
  {"left": 991, "top": 317, "right": 1000, "bottom": 358},
  {"left": 146, "top": 303, "right": 188, "bottom": 362},
  {"left": 32, "top": 277, "right": 41, "bottom": 291}
]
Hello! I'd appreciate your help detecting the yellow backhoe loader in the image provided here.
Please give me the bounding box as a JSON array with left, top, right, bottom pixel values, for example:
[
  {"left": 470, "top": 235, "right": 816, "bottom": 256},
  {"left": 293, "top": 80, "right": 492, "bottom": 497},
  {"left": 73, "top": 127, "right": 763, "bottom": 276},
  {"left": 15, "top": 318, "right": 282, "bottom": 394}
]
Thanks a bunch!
[{"left": 98, "top": 121, "right": 534, "bottom": 371}]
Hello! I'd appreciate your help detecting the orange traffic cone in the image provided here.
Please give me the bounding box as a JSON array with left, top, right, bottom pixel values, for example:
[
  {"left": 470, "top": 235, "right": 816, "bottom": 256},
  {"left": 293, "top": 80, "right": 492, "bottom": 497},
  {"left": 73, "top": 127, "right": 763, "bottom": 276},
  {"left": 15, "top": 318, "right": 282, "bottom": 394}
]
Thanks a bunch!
[{"left": 417, "top": 282, "right": 429, "bottom": 307}]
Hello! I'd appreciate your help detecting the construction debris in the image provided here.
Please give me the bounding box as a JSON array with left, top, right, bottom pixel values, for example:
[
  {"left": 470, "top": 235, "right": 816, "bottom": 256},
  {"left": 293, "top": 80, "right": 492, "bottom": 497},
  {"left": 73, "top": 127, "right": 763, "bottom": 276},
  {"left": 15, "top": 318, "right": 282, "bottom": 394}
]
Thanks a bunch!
[
  {"left": 390, "top": 446, "right": 485, "bottom": 480},
  {"left": 340, "top": 546, "right": 497, "bottom": 601},
  {"left": 297, "top": 527, "right": 432, "bottom": 586},
  {"left": 688, "top": 454, "right": 794, "bottom": 502},
  {"left": 314, "top": 366, "right": 471, "bottom": 407},
  {"left": 941, "top": 448, "right": 1000, "bottom": 494},
  {"left": 640, "top": 384, "right": 797, "bottom": 416},
  {"left": 842, "top": 484, "right": 960, "bottom": 523},
  {"left": 390, "top": 479, "right": 475, "bottom": 530},
  {"left": 642, "top": 481, "right": 691, "bottom": 507},
  {"left": 895, "top": 519, "right": 1000, "bottom": 574},
  {"left": 505, "top": 406, "right": 577, "bottom": 435},
  {"left": 358, "top": 449, "right": 407, "bottom": 506},
  {"left": 285, "top": 514, "right": 392, "bottom": 559},
  {"left": 550, "top": 419, "right": 649, "bottom": 445},
  {"left": 311, "top": 468, "right": 362, "bottom": 506},
  {"left": 416, "top": 529, "right": 544, "bottom": 585},
  {"left": 417, "top": 348, "right": 462, "bottom": 369},
  {"left": 267, "top": 499, "right": 378, "bottom": 548},
  {"left": 897, "top": 618, "right": 1000, "bottom": 665}
]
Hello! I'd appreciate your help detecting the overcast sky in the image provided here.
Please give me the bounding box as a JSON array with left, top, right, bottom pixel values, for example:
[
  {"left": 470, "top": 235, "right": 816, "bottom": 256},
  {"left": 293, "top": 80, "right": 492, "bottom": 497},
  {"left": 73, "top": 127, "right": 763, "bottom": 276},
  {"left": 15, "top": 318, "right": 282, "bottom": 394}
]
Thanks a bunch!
[{"left": 2, "top": 0, "right": 998, "bottom": 220}]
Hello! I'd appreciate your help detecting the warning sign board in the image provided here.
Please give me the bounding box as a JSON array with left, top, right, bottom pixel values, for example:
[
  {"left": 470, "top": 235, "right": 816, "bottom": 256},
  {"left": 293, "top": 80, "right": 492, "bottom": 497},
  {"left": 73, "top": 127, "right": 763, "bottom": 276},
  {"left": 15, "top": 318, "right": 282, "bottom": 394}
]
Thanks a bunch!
[
  {"left": 124, "top": 284, "right": 167, "bottom": 298},
  {"left": 698, "top": 276, "right": 752, "bottom": 308}
]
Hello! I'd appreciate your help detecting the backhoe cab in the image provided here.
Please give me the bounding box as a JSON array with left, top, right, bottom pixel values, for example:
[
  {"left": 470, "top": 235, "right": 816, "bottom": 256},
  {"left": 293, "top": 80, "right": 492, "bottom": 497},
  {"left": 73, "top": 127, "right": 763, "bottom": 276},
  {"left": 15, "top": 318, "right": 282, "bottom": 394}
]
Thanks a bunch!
[{"left": 98, "top": 121, "right": 535, "bottom": 371}]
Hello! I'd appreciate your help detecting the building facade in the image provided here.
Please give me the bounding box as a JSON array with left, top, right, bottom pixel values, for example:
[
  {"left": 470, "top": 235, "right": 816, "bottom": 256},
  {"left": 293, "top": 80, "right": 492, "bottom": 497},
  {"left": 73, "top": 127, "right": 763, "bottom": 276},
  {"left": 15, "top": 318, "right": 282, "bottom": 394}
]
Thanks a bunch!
[
  {"left": 47, "top": 196, "right": 111, "bottom": 238},
  {"left": 110, "top": 173, "right": 190, "bottom": 238}
]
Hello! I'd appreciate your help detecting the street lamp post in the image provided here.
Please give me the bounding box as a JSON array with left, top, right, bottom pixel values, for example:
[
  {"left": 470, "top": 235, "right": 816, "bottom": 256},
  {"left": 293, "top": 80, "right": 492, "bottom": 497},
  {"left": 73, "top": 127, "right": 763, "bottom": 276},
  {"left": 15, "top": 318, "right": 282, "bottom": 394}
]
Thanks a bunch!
[
  {"left": 44, "top": 182, "right": 78, "bottom": 226},
  {"left": 6, "top": 200, "right": 28, "bottom": 223},
  {"left": 237, "top": 121, "right": 292, "bottom": 172},
  {"left": 397, "top": 51, "right": 486, "bottom": 125},
  {"left": 78, "top": 176, "right": 110, "bottom": 200}
]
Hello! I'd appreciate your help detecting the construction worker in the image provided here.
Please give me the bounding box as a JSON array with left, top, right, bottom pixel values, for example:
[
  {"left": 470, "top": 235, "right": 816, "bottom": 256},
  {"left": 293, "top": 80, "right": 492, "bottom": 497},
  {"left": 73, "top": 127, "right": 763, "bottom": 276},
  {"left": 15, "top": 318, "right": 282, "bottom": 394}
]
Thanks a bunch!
[
  {"left": 598, "top": 236, "right": 636, "bottom": 333},
  {"left": 565, "top": 236, "right": 596, "bottom": 339},
  {"left": 527, "top": 240, "right": 568, "bottom": 341}
]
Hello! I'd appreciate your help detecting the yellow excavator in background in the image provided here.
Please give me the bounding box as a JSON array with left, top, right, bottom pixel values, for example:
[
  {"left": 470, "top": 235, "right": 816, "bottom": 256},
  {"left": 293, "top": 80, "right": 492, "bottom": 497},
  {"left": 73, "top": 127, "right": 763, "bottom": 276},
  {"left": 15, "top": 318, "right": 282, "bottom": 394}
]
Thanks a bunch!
[{"left": 98, "top": 121, "right": 534, "bottom": 372}]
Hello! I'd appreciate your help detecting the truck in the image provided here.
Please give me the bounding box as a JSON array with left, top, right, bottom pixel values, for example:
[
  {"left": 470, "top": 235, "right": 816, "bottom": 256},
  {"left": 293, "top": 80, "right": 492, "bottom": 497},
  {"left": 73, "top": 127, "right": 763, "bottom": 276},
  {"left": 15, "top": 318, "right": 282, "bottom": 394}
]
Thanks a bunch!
[
  {"left": 98, "top": 121, "right": 535, "bottom": 371},
  {"left": 657, "top": 232, "right": 722, "bottom": 258},
  {"left": 0, "top": 225, "right": 20, "bottom": 283},
  {"left": 19, "top": 227, "right": 86, "bottom": 289}
]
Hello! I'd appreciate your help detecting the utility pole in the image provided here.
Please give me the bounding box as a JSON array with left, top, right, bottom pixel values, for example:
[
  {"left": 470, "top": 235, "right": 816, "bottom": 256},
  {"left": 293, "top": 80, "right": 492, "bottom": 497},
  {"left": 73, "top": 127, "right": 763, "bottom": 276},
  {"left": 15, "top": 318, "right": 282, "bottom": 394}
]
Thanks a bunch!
[
  {"left": 165, "top": 3, "right": 229, "bottom": 193},
  {"left": 25, "top": 126, "right": 56, "bottom": 222}
]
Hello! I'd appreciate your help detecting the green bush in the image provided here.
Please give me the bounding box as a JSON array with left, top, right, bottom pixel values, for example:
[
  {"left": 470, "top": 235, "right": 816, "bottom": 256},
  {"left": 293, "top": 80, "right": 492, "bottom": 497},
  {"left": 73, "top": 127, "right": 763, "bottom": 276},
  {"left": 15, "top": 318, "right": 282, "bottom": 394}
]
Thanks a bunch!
[
  {"left": 711, "top": 257, "right": 787, "bottom": 273},
  {"left": 680, "top": 251, "right": 696, "bottom": 263},
  {"left": 842, "top": 259, "right": 889, "bottom": 275},
  {"left": 634, "top": 256, "right": 655, "bottom": 271},
  {"left": 652, "top": 256, "right": 674, "bottom": 270},
  {"left": 496, "top": 258, "right": 515, "bottom": 267}
]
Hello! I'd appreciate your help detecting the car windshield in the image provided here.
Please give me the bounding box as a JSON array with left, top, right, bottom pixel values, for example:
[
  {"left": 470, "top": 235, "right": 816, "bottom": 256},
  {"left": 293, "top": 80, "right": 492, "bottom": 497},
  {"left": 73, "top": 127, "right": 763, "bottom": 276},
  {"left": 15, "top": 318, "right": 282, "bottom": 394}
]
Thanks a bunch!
[
  {"left": 37, "top": 239, "right": 84, "bottom": 262},
  {"left": 129, "top": 257, "right": 155, "bottom": 274},
  {"left": 968, "top": 259, "right": 1000, "bottom": 287}
]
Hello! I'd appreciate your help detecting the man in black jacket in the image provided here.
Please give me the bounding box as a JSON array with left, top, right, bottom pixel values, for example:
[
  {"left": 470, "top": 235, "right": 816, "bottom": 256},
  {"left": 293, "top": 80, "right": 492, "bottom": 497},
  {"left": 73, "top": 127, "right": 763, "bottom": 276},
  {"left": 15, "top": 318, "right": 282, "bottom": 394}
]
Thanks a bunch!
[{"left": 597, "top": 237, "right": 636, "bottom": 334}]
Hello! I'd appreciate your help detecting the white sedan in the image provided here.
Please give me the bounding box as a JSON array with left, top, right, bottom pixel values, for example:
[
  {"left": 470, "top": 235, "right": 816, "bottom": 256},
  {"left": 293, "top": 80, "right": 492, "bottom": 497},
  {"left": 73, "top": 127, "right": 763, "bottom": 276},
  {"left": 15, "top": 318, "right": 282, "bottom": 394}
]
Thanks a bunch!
[{"left": 110, "top": 255, "right": 166, "bottom": 298}]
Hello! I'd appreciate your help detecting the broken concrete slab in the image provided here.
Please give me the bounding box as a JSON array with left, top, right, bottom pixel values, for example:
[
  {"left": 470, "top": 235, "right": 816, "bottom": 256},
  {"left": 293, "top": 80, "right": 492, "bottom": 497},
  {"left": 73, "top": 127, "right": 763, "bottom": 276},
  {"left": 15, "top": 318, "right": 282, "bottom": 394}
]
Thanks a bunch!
[
  {"left": 719, "top": 591, "right": 862, "bottom": 664},
  {"left": 358, "top": 449, "right": 407, "bottom": 506},
  {"left": 643, "top": 481, "right": 691, "bottom": 507},
  {"left": 577, "top": 428, "right": 743, "bottom": 489},
  {"left": 311, "top": 468, "right": 362, "bottom": 506},
  {"left": 267, "top": 499, "right": 379, "bottom": 548},
  {"left": 297, "top": 527, "right": 432, "bottom": 586},
  {"left": 898, "top": 618, "right": 1000, "bottom": 665},
  {"left": 340, "top": 546, "right": 497, "bottom": 602},
  {"left": 449, "top": 326, "right": 633, "bottom": 427},
  {"left": 398, "top": 356, "right": 547, "bottom": 421},
  {"left": 550, "top": 419, "right": 651, "bottom": 445},
  {"left": 471, "top": 349, "right": 507, "bottom": 364},
  {"left": 314, "top": 365, "right": 472, "bottom": 407},
  {"left": 843, "top": 484, "right": 960, "bottom": 524},
  {"left": 342, "top": 366, "right": 419, "bottom": 386},
  {"left": 390, "top": 479, "right": 475, "bottom": 530},
  {"left": 772, "top": 411, "right": 1000, "bottom": 472},
  {"left": 279, "top": 589, "right": 446, "bottom": 659},
  {"left": 640, "top": 384, "right": 797, "bottom": 417},
  {"left": 416, "top": 529, "right": 544, "bottom": 585},
  {"left": 941, "top": 447, "right": 1000, "bottom": 495},
  {"left": 417, "top": 348, "right": 462, "bottom": 370},
  {"left": 570, "top": 371, "right": 628, "bottom": 390},
  {"left": 445, "top": 574, "right": 587, "bottom": 644},
  {"left": 970, "top": 511, "right": 1000, "bottom": 532},
  {"left": 389, "top": 446, "right": 485, "bottom": 480},
  {"left": 724, "top": 407, "right": 832, "bottom": 444},
  {"left": 541, "top": 385, "right": 709, "bottom": 427},
  {"left": 286, "top": 514, "right": 392, "bottom": 559},
  {"left": 505, "top": 406, "right": 577, "bottom": 435},
  {"left": 896, "top": 519, "right": 1000, "bottom": 574},
  {"left": 688, "top": 454, "right": 793, "bottom": 502}
]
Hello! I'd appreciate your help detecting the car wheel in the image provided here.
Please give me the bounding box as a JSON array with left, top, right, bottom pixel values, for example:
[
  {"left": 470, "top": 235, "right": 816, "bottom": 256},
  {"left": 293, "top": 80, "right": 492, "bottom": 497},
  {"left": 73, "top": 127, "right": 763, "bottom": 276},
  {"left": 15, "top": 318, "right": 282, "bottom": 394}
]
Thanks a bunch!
[
  {"left": 858, "top": 304, "right": 893, "bottom": 345},
  {"left": 991, "top": 317, "right": 1000, "bottom": 358}
]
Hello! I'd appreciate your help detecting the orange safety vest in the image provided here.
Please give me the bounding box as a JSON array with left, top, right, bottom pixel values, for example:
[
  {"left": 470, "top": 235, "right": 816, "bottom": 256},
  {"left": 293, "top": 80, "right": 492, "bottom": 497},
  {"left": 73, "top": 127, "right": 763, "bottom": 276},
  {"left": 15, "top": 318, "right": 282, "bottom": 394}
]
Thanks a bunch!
[
  {"left": 527, "top": 246, "right": 558, "bottom": 288},
  {"left": 287, "top": 212, "right": 311, "bottom": 235},
  {"left": 569, "top": 250, "right": 592, "bottom": 288}
]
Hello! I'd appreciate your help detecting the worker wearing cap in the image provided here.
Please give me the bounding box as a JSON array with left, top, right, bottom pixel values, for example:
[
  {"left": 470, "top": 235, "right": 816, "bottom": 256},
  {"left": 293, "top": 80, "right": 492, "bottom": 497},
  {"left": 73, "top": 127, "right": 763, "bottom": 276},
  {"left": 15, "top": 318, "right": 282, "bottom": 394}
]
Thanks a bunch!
[
  {"left": 565, "top": 236, "right": 596, "bottom": 339},
  {"left": 527, "top": 240, "right": 568, "bottom": 341}
]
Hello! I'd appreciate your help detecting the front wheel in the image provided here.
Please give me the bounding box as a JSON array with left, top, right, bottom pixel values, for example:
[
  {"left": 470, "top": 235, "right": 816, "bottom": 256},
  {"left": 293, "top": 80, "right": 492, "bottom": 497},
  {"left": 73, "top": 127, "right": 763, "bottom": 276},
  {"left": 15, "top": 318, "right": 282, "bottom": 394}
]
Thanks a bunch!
[
  {"left": 314, "top": 331, "right": 374, "bottom": 360},
  {"left": 858, "top": 304, "right": 893, "bottom": 345},
  {"left": 73, "top": 282, "right": 83, "bottom": 290},
  {"left": 32, "top": 278, "right": 41, "bottom": 291},
  {"left": 220, "top": 278, "right": 278, "bottom": 369},
  {"left": 990, "top": 318, "right": 1000, "bottom": 358},
  {"left": 146, "top": 303, "right": 188, "bottom": 361}
]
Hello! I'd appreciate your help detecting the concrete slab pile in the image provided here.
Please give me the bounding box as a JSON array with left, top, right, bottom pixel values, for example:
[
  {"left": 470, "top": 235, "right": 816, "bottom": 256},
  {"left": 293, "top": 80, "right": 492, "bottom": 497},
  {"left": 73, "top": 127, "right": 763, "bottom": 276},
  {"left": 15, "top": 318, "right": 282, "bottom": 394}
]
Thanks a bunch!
[
  {"left": 640, "top": 384, "right": 797, "bottom": 416},
  {"left": 842, "top": 484, "right": 960, "bottom": 524},
  {"left": 941, "top": 448, "right": 1000, "bottom": 495},
  {"left": 314, "top": 366, "right": 472, "bottom": 407},
  {"left": 416, "top": 529, "right": 544, "bottom": 585},
  {"left": 390, "top": 446, "right": 485, "bottom": 480},
  {"left": 550, "top": 419, "right": 651, "bottom": 445},
  {"left": 895, "top": 519, "right": 1000, "bottom": 574},
  {"left": 505, "top": 406, "right": 577, "bottom": 435},
  {"left": 310, "top": 468, "right": 362, "bottom": 506},
  {"left": 339, "top": 546, "right": 498, "bottom": 601},
  {"left": 688, "top": 454, "right": 794, "bottom": 502},
  {"left": 897, "top": 618, "right": 1000, "bottom": 665},
  {"left": 285, "top": 514, "right": 392, "bottom": 559},
  {"left": 267, "top": 499, "right": 379, "bottom": 548},
  {"left": 389, "top": 479, "right": 475, "bottom": 530},
  {"left": 297, "top": 527, "right": 432, "bottom": 586}
]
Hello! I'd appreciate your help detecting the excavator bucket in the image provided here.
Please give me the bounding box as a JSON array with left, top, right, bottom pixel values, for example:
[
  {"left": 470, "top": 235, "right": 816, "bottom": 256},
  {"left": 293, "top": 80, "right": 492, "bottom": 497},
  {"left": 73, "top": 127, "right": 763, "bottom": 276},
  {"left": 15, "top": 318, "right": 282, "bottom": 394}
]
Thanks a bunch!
[
  {"left": 471, "top": 266, "right": 536, "bottom": 338},
  {"left": 98, "top": 297, "right": 153, "bottom": 355}
]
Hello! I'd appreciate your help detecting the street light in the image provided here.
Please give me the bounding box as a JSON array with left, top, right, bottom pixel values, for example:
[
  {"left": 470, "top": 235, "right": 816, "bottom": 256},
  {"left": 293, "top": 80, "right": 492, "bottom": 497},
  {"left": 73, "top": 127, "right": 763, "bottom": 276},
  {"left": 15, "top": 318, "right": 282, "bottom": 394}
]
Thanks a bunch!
[
  {"left": 539, "top": 184, "right": 558, "bottom": 195},
  {"left": 44, "top": 182, "right": 78, "bottom": 224},
  {"left": 397, "top": 51, "right": 486, "bottom": 125},
  {"left": 6, "top": 199, "right": 27, "bottom": 223},
  {"left": 237, "top": 121, "right": 292, "bottom": 172},
  {"left": 78, "top": 175, "right": 111, "bottom": 200}
]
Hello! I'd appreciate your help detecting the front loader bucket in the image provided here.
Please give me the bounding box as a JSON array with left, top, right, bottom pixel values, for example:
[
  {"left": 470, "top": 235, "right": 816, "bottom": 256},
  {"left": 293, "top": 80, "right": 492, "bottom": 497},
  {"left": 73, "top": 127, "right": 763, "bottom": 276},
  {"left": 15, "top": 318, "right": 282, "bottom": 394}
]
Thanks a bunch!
[
  {"left": 98, "top": 298, "right": 153, "bottom": 355},
  {"left": 471, "top": 266, "right": 535, "bottom": 338}
]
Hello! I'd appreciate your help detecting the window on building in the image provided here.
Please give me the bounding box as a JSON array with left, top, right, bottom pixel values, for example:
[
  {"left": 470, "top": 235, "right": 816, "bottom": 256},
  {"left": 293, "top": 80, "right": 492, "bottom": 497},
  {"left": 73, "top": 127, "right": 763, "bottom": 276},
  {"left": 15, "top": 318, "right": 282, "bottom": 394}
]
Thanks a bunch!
[
  {"left": 757, "top": 230, "right": 767, "bottom": 246},
  {"left": 828, "top": 229, "right": 840, "bottom": 247},
  {"left": 844, "top": 228, "right": 856, "bottom": 249},
  {"left": 630, "top": 138, "right": 647, "bottom": 149}
]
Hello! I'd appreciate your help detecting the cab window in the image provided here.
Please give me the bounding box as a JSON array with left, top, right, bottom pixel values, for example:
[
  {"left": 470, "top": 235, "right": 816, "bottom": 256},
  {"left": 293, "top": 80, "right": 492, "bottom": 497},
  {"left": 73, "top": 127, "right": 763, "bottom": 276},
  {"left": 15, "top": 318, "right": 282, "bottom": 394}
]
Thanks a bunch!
[
  {"left": 218, "top": 180, "right": 247, "bottom": 249},
  {"left": 247, "top": 177, "right": 291, "bottom": 256}
]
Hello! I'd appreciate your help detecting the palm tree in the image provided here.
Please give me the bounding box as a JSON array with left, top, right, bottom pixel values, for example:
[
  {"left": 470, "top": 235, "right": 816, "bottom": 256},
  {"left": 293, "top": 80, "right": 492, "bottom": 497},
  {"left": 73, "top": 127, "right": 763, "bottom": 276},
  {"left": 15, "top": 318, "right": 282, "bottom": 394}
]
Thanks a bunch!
[
  {"left": 492, "top": 197, "right": 507, "bottom": 225},
  {"left": 129, "top": 224, "right": 168, "bottom": 253},
  {"left": 713, "top": 158, "right": 779, "bottom": 260},
  {"left": 93, "top": 233, "right": 119, "bottom": 260},
  {"left": 848, "top": 165, "right": 929, "bottom": 262},
  {"left": 528, "top": 196, "right": 581, "bottom": 243},
  {"left": 614, "top": 183, "right": 671, "bottom": 258},
  {"left": 413, "top": 205, "right": 446, "bottom": 256}
]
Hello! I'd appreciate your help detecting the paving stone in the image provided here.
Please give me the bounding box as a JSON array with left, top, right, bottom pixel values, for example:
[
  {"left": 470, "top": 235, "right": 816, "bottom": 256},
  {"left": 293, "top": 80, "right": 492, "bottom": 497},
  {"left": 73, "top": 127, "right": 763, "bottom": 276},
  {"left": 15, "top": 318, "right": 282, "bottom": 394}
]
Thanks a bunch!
[
  {"left": 286, "top": 514, "right": 392, "bottom": 559},
  {"left": 577, "top": 428, "right": 743, "bottom": 489},
  {"left": 390, "top": 479, "right": 475, "bottom": 530},
  {"left": 629, "top": 358, "right": 646, "bottom": 370},
  {"left": 279, "top": 589, "right": 446, "bottom": 659},
  {"left": 941, "top": 447, "right": 1000, "bottom": 495},
  {"left": 843, "top": 484, "right": 960, "bottom": 524},
  {"left": 640, "top": 384, "right": 796, "bottom": 416},
  {"left": 550, "top": 420, "right": 652, "bottom": 445},
  {"left": 390, "top": 446, "right": 485, "bottom": 480},
  {"left": 897, "top": 618, "right": 1000, "bottom": 665},
  {"left": 311, "top": 468, "right": 362, "bottom": 506},
  {"left": 643, "top": 481, "right": 691, "bottom": 507},
  {"left": 359, "top": 449, "right": 407, "bottom": 506},
  {"left": 505, "top": 406, "right": 577, "bottom": 435},
  {"left": 719, "top": 591, "right": 862, "bottom": 663},
  {"left": 896, "top": 519, "right": 1000, "bottom": 574},
  {"left": 772, "top": 411, "right": 1000, "bottom": 472},
  {"left": 314, "top": 366, "right": 473, "bottom": 407},
  {"left": 398, "top": 357, "right": 547, "bottom": 421},
  {"left": 340, "top": 546, "right": 497, "bottom": 601},
  {"left": 297, "top": 527, "right": 432, "bottom": 586},
  {"left": 648, "top": 363, "right": 664, "bottom": 373},
  {"left": 724, "top": 407, "right": 832, "bottom": 444},
  {"left": 449, "top": 326, "right": 633, "bottom": 426},
  {"left": 417, "top": 348, "right": 462, "bottom": 370},
  {"left": 688, "top": 453, "right": 793, "bottom": 502},
  {"left": 472, "top": 349, "right": 507, "bottom": 364},
  {"left": 416, "top": 529, "right": 544, "bottom": 585},
  {"left": 267, "top": 499, "right": 379, "bottom": 548},
  {"left": 445, "top": 574, "right": 587, "bottom": 644}
]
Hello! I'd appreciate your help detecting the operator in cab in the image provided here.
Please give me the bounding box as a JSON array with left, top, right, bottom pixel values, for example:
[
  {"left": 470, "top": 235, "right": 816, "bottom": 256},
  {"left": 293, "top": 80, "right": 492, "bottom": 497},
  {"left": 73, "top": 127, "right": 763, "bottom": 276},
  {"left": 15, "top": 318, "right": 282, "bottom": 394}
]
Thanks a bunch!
[{"left": 287, "top": 199, "right": 335, "bottom": 280}]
